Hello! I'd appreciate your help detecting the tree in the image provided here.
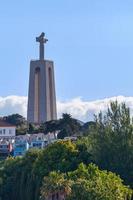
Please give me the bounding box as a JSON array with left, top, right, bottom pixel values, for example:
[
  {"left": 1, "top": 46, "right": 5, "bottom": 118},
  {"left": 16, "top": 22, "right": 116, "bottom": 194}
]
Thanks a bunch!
[
  {"left": 40, "top": 163, "right": 132, "bottom": 200},
  {"left": 40, "top": 172, "right": 72, "bottom": 200},
  {"left": 82, "top": 121, "right": 97, "bottom": 136},
  {"left": 57, "top": 113, "right": 81, "bottom": 139},
  {"left": 33, "top": 140, "right": 79, "bottom": 177},
  {"left": 38, "top": 114, "right": 81, "bottom": 139},
  {"left": 28, "top": 123, "right": 36, "bottom": 134},
  {"left": 0, "top": 133, "right": 132, "bottom": 200},
  {"left": 88, "top": 101, "right": 133, "bottom": 187},
  {"left": 67, "top": 163, "right": 132, "bottom": 200},
  {"left": 0, "top": 149, "right": 41, "bottom": 200},
  {"left": 43, "top": 120, "right": 60, "bottom": 138},
  {"left": 3, "top": 113, "right": 26, "bottom": 126},
  {"left": 76, "top": 137, "right": 93, "bottom": 165}
]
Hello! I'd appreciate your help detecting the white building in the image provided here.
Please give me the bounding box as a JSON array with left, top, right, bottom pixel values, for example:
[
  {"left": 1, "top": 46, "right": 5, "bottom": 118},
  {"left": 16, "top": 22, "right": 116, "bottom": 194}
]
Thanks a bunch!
[{"left": 0, "top": 120, "right": 16, "bottom": 138}]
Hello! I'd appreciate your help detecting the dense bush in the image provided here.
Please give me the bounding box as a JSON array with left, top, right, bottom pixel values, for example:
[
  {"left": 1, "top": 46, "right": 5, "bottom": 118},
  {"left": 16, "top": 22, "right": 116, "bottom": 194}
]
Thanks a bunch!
[{"left": 40, "top": 163, "right": 132, "bottom": 200}]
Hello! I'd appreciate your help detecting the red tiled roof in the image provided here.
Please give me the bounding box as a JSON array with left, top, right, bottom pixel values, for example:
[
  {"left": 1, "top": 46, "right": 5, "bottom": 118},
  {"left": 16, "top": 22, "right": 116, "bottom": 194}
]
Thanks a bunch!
[{"left": 0, "top": 120, "right": 16, "bottom": 127}]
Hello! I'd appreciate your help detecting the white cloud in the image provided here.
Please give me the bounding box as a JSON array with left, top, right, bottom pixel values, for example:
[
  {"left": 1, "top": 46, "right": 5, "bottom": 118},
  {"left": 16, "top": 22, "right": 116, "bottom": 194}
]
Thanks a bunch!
[
  {"left": 57, "top": 96, "right": 133, "bottom": 121},
  {"left": 0, "top": 96, "right": 27, "bottom": 117},
  {"left": 0, "top": 95, "right": 133, "bottom": 122}
]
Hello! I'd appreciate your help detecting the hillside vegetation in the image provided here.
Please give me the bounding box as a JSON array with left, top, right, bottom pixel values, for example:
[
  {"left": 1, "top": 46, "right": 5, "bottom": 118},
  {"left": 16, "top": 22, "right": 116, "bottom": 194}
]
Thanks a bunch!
[{"left": 0, "top": 101, "right": 133, "bottom": 200}]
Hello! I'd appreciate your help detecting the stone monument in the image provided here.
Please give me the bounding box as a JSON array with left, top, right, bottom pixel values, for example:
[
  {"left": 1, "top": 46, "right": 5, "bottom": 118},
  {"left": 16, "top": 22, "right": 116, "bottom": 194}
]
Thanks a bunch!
[{"left": 27, "top": 32, "right": 57, "bottom": 123}]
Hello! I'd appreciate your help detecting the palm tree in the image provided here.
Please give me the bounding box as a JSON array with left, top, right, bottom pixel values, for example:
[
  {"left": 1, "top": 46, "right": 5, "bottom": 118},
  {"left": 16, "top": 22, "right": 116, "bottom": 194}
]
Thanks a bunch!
[{"left": 40, "top": 171, "right": 72, "bottom": 200}]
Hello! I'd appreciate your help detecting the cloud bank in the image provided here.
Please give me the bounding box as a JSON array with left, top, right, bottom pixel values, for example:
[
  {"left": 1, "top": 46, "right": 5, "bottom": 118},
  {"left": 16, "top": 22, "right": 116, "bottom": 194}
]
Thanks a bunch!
[
  {"left": 0, "top": 95, "right": 133, "bottom": 122},
  {"left": 0, "top": 96, "right": 27, "bottom": 117}
]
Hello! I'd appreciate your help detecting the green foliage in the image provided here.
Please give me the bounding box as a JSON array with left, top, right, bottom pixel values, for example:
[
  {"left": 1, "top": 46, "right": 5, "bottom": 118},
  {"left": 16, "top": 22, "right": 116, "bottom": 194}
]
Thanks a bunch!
[
  {"left": 82, "top": 121, "right": 97, "bottom": 136},
  {"left": 68, "top": 163, "right": 132, "bottom": 200},
  {"left": 87, "top": 101, "right": 133, "bottom": 187},
  {"left": 76, "top": 137, "right": 93, "bottom": 164},
  {"left": 3, "top": 113, "right": 26, "bottom": 126},
  {"left": 33, "top": 140, "right": 79, "bottom": 177},
  {"left": 43, "top": 120, "right": 59, "bottom": 134},
  {"left": 40, "top": 171, "right": 72, "bottom": 200},
  {"left": 0, "top": 102, "right": 133, "bottom": 200},
  {"left": 0, "top": 149, "right": 41, "bottom": 200},
  {"left": 40, "top": 163, "right": 132, "bottom": 200},
  {"left": 57, "top": 113, "right": 81, "bottom": 139},
  {"left": 38, "top": 113, "right": 81, "bottom": 139},
  {"left": 28, "top": 123, "right": 36, "bottom": 134}
]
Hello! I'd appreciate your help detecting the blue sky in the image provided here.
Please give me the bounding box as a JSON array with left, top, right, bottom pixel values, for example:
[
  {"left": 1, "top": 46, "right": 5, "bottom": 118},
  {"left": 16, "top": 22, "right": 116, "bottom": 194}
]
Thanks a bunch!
[{"left": 1, "top": 0, "right": 133, "bottom": 101}]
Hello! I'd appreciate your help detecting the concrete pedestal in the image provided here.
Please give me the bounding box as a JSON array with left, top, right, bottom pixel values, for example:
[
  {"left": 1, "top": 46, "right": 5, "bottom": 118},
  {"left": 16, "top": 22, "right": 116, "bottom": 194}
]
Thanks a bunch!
[{"left": 27, "top": 59, "right": 57, "bottom": 123}]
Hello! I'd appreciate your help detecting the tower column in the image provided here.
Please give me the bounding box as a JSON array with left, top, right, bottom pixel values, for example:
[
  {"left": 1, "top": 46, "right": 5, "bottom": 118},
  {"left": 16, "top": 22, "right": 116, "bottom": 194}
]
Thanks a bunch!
[{"left": 27, "top": 33, "right": 57, "bottom": 124}]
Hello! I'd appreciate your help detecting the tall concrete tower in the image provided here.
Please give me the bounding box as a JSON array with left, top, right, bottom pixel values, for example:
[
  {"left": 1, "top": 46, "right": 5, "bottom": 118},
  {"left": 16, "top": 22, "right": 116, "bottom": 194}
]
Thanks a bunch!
[{"left": 27, "top": 33, "right": 57, "bottom": 123}]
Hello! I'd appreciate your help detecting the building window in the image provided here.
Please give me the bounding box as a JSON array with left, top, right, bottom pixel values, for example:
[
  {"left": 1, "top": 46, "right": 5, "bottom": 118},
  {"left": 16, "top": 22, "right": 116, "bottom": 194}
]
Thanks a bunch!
[
  {"left": 0, "top": 130, "right": 2, "bottom": 135},
  {"left": 3, "top": 129, "right": 6, "bottom": 134},
  {"left": 9, "top": 129, "right": 12, "bottom": 134}
]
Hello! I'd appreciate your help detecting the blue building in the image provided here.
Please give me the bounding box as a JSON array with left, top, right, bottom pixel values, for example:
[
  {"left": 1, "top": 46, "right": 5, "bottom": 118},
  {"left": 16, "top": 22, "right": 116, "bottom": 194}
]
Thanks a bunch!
[
  {"left": 29, "top": 139, "right": 48, "bottom": 149},
  {"left": 13, "top": 141, "right": 29, "bottom": 157},
  {"left": 28, "top": 133, "right": 48, "bottom": 149},
  {"left": 13, "top": 133, "right": 50, "bottom": 156}
]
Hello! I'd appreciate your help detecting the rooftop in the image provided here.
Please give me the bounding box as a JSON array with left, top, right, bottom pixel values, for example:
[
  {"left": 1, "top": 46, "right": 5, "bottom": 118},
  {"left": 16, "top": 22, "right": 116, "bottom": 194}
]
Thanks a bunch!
[{"left": 0, "top": 120, "right": 16, "bottom": 127}]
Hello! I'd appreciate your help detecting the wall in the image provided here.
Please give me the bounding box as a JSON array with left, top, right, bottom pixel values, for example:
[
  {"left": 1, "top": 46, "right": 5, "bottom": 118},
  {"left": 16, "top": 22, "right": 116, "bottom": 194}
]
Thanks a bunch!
[{"left": 0, "top": 127, "right": 16, "bottom": 137}]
